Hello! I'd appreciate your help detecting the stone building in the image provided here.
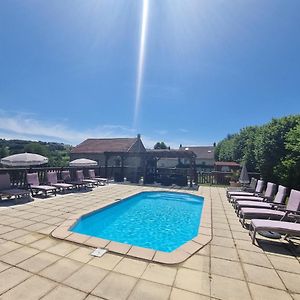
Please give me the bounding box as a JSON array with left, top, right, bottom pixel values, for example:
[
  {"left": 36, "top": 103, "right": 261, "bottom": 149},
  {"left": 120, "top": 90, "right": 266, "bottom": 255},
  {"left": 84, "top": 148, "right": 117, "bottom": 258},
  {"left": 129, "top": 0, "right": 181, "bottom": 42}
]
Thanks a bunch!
[
  {"left": 70, "top": 134, "right": 146, "bottom": 167},
  {"left": 179, "top": 145, "right": 215, "bottom": 171}
]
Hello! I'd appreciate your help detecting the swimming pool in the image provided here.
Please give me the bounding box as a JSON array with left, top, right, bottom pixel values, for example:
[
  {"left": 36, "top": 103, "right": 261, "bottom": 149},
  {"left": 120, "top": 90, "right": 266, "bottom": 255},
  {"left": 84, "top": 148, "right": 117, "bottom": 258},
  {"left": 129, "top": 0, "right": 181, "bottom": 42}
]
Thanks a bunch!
[{"left": 71, "top": 191, "right": 204, "bottom": 252}]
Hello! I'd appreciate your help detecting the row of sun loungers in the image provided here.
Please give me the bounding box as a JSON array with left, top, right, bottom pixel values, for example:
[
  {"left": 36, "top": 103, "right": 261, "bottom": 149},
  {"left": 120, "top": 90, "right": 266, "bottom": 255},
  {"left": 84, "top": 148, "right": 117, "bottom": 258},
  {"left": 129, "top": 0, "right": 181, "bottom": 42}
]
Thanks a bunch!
[
  {"left": 226, "top": 177, "right": 258, "bottom": 194},
  {"left": 0, "top": 170, "right": 108, "bottom": 200},
  {"left": 227, "top": 178, "right": 300, "bottom": 245},
  {"left": 0, "top": 173, "right": 31, "bottom": 200}
]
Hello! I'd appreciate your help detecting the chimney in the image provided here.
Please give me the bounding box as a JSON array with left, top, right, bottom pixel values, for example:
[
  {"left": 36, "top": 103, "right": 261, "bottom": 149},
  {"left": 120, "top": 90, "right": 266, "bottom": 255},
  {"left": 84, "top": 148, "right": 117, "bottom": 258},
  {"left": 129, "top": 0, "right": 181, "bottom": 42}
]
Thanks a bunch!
[
  {"left": 137, "top": 134, "right": 141, "bottom": 140},
  {"left": 179, "top": 144, "right": 182, "bottom": 148}
]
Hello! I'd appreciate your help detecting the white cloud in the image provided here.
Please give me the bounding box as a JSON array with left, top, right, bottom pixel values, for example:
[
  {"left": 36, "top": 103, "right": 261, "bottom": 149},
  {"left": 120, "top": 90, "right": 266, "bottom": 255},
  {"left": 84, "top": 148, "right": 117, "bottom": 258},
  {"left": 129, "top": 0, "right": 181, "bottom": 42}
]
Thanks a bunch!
[
  {"left": 0, "top": 111, "right": 208, "bottom": 148},
  {"left": 0, "top": 112, "right": 136, "bottom": 145},
  {"left": 179, "top": 128, "right": 189, "bottom": 133},
  {"left": 155, "top": 129, "right": 168, "bottom": 135}
]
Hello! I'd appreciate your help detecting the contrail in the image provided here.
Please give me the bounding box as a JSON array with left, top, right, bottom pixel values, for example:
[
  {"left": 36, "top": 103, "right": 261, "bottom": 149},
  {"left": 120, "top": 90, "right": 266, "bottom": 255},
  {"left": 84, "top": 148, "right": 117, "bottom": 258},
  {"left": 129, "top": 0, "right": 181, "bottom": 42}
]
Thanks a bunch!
[{"left": 133, "top": 0, "right": 149, "bottom": 129}]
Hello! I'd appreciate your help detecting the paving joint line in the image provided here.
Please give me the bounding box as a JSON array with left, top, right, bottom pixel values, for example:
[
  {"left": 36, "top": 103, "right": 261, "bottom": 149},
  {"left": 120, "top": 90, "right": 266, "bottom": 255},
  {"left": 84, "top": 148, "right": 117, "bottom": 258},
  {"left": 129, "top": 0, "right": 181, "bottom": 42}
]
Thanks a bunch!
[{"left": 217, "top": 187, "right": 254, "bottom": 300}]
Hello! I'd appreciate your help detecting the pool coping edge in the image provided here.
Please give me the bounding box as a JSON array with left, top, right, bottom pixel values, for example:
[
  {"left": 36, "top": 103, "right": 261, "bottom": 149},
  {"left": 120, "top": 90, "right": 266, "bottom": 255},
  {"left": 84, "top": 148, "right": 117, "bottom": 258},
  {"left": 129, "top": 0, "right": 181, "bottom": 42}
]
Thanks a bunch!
[{"left": 51, "top": 189, "right": 212, "bottom": 265}]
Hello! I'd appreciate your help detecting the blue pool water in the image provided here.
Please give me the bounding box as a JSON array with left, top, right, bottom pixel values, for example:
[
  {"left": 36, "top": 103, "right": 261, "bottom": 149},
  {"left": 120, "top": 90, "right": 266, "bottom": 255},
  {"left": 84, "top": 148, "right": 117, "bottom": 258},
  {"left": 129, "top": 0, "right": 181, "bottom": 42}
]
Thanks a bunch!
[{"left": 71, "top": 191, "right": 204, "bottom": 252}]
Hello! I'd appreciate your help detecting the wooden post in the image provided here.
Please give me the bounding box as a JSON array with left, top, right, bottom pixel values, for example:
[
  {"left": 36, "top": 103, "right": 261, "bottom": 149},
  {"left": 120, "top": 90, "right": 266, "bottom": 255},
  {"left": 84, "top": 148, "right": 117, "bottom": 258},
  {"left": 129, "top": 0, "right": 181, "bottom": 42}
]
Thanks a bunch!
[
  {"left": 193, "top": 158, "right": 198, "bottom": 185},
  {"left": 143, "top": 156, "right": 147, "bottom": 185},
  {"left": 189, "top": 158, "right": 193, "bottom": 187},
  {"left": 121, "top": 155, "right": 125, "bottom": 181},
  {"left": 104, "top": 154, "right": 108, "bottom": 178},
  {"left": 154, "top": 158, "right": 158, "bottom": 180},
  {"left": 98, "top": 165, "right": 101, "bottom": 177}
]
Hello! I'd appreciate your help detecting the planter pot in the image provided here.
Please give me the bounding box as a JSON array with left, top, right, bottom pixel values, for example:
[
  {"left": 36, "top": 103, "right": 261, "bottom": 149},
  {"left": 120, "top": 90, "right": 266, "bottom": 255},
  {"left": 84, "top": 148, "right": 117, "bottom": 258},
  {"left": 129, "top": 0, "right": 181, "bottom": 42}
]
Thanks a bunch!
[{"left": 229, "top": 181, "right": 240, "bottom": 187}]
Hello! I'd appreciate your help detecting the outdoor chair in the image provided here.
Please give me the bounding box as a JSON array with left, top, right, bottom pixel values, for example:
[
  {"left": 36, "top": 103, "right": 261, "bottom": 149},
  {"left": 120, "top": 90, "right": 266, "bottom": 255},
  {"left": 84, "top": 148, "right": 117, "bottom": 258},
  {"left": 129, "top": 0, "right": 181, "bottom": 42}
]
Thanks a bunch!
[
  {"left": 239, "top": 189, "right": 300, "bottom": 227},
  {"left": 76, "top": 170, "right": 98, "bottom": 187},
  {"left": 249, "top": 218, "right": 300, "bottom": 244},
  {"left": 0, "top": 173, "right": 30, "bottom": 200},
  {"left": 233, "top": 182, "right": 277, "bottom": 209},
  {"left": 235, "top": 185, "right": 287, "bottom": 214},
  {"left": 46, "top": 171, "right": 74, "bottom": 192},
  {"left": 61, "top": 170, "right": 88, "bottom": 189},
  {"left": 226, "top": 177, "right": 257, "bottom": 195},
  {"left": 88, "top": 169, "right": 108, "bottom": 185},
  {"left": 227, "top": 179, "right": 265, "bottom": 201},
  {"left": 26, "top": 173, "right": 57, "bottom": 197}
]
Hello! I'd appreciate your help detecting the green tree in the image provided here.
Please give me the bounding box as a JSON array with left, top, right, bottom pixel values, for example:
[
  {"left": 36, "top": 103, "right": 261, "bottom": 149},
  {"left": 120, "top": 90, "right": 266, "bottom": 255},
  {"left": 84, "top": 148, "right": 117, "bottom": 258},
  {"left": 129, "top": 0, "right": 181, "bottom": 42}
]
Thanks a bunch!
[
  {"left": 235, "top": 126, "right": 260, "bottom": 171},
  {"left": 254, "top": 116, "right": 299, "bottom": 182},
  {"left": 273, "top": 121, "right": 300, "bottom": 189},
  {"left": 215, "top": 114, "right": 300, "bottom": 189},
  {"left": 215, "top": 134, "right": 236, "bottom": 161},
  {"left": 0, "top": 139, "right": 71, "bottom": 167},
  {"left": 0, "top": 146, "right": 9, "bottom": 159},
  {"left": 154, "top": 142, "right": 168, "bottom": 149},
  {"left": 24, "top": 142, "right": 49, "bottom": 157}
]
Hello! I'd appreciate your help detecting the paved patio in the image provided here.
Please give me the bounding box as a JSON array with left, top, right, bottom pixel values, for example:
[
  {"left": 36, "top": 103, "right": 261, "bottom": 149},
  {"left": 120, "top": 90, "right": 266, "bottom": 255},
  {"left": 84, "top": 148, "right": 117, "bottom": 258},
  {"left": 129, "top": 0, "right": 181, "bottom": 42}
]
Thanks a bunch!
[{"left": 0, "top": 184, "right": 299, "bottom": 300}]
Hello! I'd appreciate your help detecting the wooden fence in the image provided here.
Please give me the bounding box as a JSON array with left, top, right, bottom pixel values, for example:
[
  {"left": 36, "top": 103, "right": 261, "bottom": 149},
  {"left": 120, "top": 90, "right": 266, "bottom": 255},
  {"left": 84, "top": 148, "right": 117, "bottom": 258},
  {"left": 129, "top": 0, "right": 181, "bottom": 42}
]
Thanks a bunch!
[
  {"left": 198, "top": 171, "right": 261, "bottom": 185},
  {"left": 0, "top": 166, "right": 260, "bottom": 188},
  {"left": 0, "top": 167, "right": 102, "bottom": 188}
]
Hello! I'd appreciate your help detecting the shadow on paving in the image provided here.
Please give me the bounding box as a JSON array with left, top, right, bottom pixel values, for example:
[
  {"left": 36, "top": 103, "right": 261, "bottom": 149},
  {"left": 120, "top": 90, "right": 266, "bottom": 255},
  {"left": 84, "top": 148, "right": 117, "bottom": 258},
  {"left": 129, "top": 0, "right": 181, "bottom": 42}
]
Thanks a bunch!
[
  {"left": 0, "top": 196, "right": 34, "bottom": 207},
  {"left": 0, "top": 186, "right": 96, "bottom": 207},
  {"left": 257, "top": 238, "right": 300, "bottom": 258}
]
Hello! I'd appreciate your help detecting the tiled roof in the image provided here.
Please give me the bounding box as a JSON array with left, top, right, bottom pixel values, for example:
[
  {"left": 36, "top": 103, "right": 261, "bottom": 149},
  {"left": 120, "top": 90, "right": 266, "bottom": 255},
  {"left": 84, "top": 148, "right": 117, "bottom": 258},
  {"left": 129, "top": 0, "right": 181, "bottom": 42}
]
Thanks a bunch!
[
  {"left": 179, "top": 146, "right": 215, "bottom": 159},
  {"left": 146, "top": 149, "right": 196, "bottom": 158},
  {"left": 71, "top": 138, "right": 138, "bottom": 154}
]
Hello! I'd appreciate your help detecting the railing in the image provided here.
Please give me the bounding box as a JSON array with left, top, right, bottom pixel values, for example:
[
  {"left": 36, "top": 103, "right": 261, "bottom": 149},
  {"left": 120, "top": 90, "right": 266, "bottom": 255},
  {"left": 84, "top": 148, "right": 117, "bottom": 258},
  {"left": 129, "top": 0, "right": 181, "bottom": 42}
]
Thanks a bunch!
[
  {"left": 0, "top": 166, "right": 149, "bottom": 187},
  {"left": 0, "top": 166, "right": 195, "bottom": 187},
  {"left": 98, "top": 166, "right": 143, "bottom": 182},
  {"left": 198, "top": 171, "right": 261, "bottom": 185},
  {"left": 0, "top": 167, "right": 102, "bottom": 188},
  {"left": 0, "top": 166, "right": 260, "bottom": 188}
]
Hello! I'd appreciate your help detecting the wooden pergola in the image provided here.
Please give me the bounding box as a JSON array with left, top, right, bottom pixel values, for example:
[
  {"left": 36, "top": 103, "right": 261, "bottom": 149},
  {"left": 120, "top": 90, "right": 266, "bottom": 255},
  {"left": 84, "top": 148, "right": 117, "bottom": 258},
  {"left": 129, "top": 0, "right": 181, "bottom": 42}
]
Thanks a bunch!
[{"left": 103, "top": 149, "right": 197, "bottom": 186}]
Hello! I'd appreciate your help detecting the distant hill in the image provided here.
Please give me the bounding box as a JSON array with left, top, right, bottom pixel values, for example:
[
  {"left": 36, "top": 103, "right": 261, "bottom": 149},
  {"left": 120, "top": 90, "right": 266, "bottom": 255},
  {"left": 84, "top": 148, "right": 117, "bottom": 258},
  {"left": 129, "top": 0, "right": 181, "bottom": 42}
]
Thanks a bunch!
[{"left": 0, "top": 139, "right": 72, "bottom": 167}]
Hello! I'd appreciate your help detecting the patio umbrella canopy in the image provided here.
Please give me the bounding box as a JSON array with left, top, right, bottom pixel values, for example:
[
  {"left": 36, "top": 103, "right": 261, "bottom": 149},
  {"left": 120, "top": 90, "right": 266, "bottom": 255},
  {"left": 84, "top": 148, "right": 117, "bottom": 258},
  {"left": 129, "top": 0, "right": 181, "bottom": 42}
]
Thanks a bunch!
[
  {"left": 0, "top": 152, "right": 48, "bottom": 167},
  {"left": 69, "top": 158, "right": 98, "bottom": 167},
  {"left": 239, "top": 163, "right": 250, "bottom": 184}
]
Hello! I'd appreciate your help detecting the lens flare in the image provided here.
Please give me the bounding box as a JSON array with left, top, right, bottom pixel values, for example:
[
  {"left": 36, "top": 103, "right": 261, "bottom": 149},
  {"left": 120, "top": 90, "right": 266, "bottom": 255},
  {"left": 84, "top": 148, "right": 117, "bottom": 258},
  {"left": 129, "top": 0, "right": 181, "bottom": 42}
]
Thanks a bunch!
[{"left": 133, "top": 0, "right": 149, "bottom": 128}]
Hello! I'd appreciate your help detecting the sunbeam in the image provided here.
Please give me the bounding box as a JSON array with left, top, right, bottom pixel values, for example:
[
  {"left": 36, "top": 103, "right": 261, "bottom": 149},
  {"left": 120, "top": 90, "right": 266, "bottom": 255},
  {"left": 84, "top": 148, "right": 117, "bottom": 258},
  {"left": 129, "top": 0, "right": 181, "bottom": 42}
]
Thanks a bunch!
[{"left": 133, "top": 0, "right": 149, "bottom": 129}]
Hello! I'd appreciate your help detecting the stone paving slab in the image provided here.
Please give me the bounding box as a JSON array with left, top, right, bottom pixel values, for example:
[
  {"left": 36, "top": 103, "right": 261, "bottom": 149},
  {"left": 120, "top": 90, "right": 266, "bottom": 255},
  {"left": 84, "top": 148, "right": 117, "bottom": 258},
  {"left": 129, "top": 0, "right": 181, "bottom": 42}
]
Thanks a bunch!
[{"left": 0, "top": 184, "right": 299, "bottom": 300}]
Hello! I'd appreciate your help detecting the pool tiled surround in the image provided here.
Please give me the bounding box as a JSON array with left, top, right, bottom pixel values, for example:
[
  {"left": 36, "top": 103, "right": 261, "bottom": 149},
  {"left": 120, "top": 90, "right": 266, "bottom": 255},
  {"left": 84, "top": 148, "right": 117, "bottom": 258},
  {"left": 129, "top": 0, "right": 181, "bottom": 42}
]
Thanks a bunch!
[
  {"left": 1, "top": 184, "right": 299, "bottom": 299},
  {"left": 51, "top": 190, "right": 212, "bottom": 264}
]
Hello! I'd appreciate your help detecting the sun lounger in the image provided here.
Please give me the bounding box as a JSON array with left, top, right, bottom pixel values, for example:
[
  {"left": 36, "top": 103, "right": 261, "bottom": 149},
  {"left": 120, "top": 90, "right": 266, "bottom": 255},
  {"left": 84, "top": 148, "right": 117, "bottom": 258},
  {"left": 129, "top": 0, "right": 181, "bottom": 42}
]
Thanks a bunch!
[
  {"left": 233, "top": 182, "right": 277, "bottom": 208},
  {"left": 227, "top": 179, "right": 265, "bottom": 201},
  {"left": 235, "top": 185, "right": 287, "bottom": 213},
  {"left": 26, "top": 173, "right": 57, "bottom": 197},
  {"left": 0, "top": 173, "right": 30, "bottom": 200},
  {"left": 226, "top": 177, "right": 257, "bottom": 195},
  {"left": 88, "top": 169, "right": 108, "bottom": 185},
  {"left": 76, "top": 170, "right": 98, "bottom": 187},
  {"left": 61, "top": 170, "right": 88, "bottom": 189},
  {"left": 249, "top": 219, "right": 300, "bottom": 244},
  {"left": 239, "top": 189, "right": 300, "bottom": 227},
  {"left": 46, "top": 172, "right": 73, "bottom": 192}
]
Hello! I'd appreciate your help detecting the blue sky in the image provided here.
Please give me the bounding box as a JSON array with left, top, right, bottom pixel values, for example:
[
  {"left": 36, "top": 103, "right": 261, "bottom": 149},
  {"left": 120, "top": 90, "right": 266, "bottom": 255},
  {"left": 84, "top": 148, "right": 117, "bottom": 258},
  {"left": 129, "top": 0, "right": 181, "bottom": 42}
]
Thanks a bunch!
[{"left": 0, "top": 0, "right": 299, "bottom": 148}]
